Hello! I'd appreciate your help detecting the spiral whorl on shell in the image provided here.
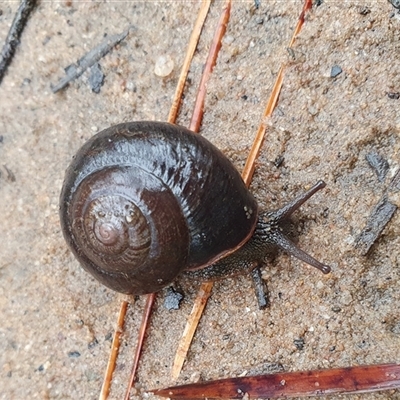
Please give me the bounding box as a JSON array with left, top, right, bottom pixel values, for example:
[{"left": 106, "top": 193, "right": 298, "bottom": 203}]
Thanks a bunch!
[{"left": 60, "top": 122, "right": 258, "bottom": 295}]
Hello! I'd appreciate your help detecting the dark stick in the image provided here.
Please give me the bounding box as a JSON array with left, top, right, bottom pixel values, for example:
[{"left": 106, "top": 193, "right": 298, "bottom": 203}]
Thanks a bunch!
[
  {"left": 51, "top": 29, "right": 129, "bottom": 93},
  {"left": 251, "top": 266, "right": 269, "bottom": 309},
  {"left": 0, "top": 0, "right": 37, "bottom": 84},
  {"left": 355, "top": 197, "right": 397, "bottom": 255},
  {"left": 355, "top": 167, "right": 399, "bottom": 255}
]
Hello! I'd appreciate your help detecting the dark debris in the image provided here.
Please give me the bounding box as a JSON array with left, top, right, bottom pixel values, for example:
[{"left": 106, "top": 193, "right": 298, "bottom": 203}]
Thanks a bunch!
[
  {"left": 359, "top": 7, "right": 371, "bottom": 15},
  {"left": 89, "top": 62, "right": 105, "bottom": 93},
  {"left": 366, "top": 151, "right": 389, "bottom": 182},
  {"left": 251, "top": 266, "right": 269, "bottom": 309},
  {"left": 163, "top": 287, "right": 184, "bottom": 310},
  {"left": 294, "top": 338, "right": 305, "bottom": 351},
  {"left": 274, "top": 155, "right": 284, "bottom": 168},
  {"left": 105, "top": 332, "right": 113, "bottom": 342},
  {"left": 387, "top": 92, "right": 400, "bottom": 100},
  {"left": 88, "top": 338, "right": 99, "bottom": 349},
  {"left": 2, "top": 165, "right": 16, "bottom": 182},
  {"left": 68, "top": 351, "right": 81, "bottom": 358}
]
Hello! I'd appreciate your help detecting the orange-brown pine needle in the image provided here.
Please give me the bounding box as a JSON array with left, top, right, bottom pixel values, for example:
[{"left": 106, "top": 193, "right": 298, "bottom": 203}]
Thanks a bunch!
[
  {"left": 289, "top": 0, "right": 312, "bottom": 48},
  {"left": 124, "top": 293, "right": 156, "bottom": 400},
  {"left": 99, "top": 299, "right": 129, "bottom": 400},
  {"left": 171, "top": 282, "right": 213, "bottom": 380},
  {"left": 242, "top": 0, "right": 312, "bottom": 185},
  {"left": 172, "top": 0, "right": 231, "bottom": 381},
  {"left": 190, "top": 0, "right": 231, "bottom": 132},
  {"left": 241, "top": 66, "right": 284, "bottom": 186},
  {"left": 168, "top": 0, "right": 211, "bottom": 124}
]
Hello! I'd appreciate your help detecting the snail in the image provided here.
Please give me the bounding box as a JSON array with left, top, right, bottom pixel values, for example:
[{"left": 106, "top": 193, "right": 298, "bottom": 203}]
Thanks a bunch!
[{"left": 60, "top": 121, "right": 330, "bottom": 296}]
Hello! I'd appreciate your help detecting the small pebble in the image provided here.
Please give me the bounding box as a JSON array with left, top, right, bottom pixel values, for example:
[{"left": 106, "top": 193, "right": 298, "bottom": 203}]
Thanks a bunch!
[
  {"left": 308, "top": 105, "right": 318, "bottom": 116},
  {"left": 387, "top": 92, "right": 400, "bottom": 99},
  {"left": 293, "top": 338, "right": 305, "bottom": 351},
  {"left": 340, "top": 290, "right": 353, "bottom": 306},
  {"left": 189, "top": 371, "right": 201, "bottom": 383},
  {"left": 88, "top": 338, "right": 98, "bottom": 349},
  {"left": 359, "top": 7, "right": 371, "bottom": 15},
  {"left": 126, "top": 81, "right": 136, "bottom": 92},
  {"left": 330, "top": 65, "right": 342, "bottom": 78},
  {"left": 154, "top": 55, "right": 174, "bottom": 77},
  {"left": 36, "top": 361, "right": 50, "bottom": 372},
  {"left": 68, "top": 351, "right": 81, "bottom": 358}
]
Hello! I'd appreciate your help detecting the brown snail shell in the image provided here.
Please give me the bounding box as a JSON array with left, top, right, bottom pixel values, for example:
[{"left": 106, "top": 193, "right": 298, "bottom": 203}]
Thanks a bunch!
[{"left": 60, "top": 121, "right": 258, "bottom": 294}]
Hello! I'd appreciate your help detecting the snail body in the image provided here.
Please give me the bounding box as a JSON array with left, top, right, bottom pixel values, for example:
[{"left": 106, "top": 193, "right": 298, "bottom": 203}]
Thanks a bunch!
[{"left": 60, "top": 121, "right": 330, "bottom": 295}]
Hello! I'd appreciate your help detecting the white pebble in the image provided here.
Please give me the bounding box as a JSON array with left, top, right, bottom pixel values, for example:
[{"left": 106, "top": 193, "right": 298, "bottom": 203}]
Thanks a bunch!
[{"left": 154, "top": 55, "right": 174, "bottom": 77}]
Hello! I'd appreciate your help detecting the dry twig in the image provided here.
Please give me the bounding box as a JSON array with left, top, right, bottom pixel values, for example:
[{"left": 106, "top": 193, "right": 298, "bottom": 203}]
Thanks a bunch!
[
  {"left": 356, "top": 167, "right": 400, "bottom": 255},
  {"left": 0, "top": 0, "right": 37, "bottom": 84},
  {"left": 51, "top": 29, "right": 129, "bottom": 93}
]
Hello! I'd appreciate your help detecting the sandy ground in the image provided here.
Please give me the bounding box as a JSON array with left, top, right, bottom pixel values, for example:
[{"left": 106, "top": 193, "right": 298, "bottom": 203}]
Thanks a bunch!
[{"left": 0, "top": 1, "right": 399, "bottom": 399}]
